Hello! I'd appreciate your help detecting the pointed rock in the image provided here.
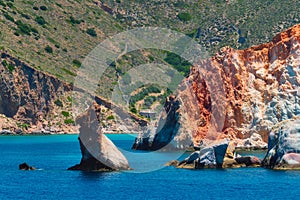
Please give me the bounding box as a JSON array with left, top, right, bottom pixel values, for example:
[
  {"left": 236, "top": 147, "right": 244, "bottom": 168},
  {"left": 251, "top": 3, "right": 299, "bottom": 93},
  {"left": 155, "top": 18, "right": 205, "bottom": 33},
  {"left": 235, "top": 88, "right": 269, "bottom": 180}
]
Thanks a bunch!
[{"left": 68, "top": 106, "right": 130, "bottom": 171}]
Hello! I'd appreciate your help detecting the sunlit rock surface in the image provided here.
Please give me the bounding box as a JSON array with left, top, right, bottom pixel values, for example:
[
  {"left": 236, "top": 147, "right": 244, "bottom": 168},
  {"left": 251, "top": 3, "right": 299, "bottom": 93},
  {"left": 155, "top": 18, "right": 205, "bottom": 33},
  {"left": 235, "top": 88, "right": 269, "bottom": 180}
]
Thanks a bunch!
[
  {"left": 68, "top": 106, "right": 130, "bottom": 171},
  {"left": 134, "top": 24, "right": 300, "bottom": 150},
  {"left": 262, "top": 117, "right": 300, "bottom": 170}
]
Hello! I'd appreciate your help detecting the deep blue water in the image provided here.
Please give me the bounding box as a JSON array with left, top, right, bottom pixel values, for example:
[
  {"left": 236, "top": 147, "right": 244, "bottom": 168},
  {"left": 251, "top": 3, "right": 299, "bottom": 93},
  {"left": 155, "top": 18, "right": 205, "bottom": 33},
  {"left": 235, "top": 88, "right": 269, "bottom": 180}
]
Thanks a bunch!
[{"left": 0, "top": 134, "right": 300, "bottom": 200}]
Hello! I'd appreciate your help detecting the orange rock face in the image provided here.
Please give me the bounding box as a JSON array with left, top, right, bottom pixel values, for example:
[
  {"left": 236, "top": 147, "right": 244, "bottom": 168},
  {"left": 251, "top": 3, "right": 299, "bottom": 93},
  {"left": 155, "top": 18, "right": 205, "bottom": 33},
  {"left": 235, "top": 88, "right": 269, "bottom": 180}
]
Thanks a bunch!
[
  {"left": 133, "top": 24, "right": 300, "bottom": 150},
  {"left": 186, "top": 24, "right": 300, "bottom": 147}
]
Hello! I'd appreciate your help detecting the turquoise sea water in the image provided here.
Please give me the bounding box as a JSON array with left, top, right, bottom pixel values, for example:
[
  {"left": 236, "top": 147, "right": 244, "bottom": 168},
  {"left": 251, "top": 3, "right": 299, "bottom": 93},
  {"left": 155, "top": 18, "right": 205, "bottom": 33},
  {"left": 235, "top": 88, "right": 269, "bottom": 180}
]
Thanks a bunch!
[{"left": 0, "top": 134, "right": 300, "bottom": 200}]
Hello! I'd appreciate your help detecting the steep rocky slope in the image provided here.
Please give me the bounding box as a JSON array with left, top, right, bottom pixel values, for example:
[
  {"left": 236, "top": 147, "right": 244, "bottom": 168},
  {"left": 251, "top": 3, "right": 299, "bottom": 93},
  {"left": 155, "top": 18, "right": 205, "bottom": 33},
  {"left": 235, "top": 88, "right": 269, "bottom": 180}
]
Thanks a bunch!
[
  {"left": 133, "top": 24, "right": 300, "bottom": 150},
  {"left": 0, "top": 50, "right": 146, "bottom": 134},
  {"left": 0, "top": 50, "right": 75, "bottom": 133}
]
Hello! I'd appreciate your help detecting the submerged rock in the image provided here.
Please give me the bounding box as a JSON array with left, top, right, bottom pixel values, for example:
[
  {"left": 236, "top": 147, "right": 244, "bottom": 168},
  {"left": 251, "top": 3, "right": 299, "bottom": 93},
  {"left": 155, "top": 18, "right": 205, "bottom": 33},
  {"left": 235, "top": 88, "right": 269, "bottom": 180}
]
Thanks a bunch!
[
  {"left": 262, "top": 117, "right": 300, "bottom": 170},
  {"left": 19, "top": 163, "right": 35, "bottom": 170},
  {"left": 68, "top": 106, "right": 130, "bottom": 171}
]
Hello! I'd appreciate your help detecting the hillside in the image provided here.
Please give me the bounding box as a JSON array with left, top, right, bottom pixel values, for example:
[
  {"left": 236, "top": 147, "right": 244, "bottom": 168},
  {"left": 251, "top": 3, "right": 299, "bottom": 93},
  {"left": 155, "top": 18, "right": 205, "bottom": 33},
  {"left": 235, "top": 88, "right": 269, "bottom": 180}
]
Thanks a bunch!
[{"left": 1, "top": 0, "right": 300, "bottom": 134}]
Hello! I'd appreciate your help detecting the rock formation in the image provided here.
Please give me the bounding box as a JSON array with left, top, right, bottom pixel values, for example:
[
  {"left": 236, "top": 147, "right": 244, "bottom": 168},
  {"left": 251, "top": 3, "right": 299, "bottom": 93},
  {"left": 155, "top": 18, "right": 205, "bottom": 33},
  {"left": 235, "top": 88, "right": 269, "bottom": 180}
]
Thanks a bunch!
[
  {"left": 0, "top": 51, "right": 77, "bottom": 134},
  {"left": 167, "top": 140, "right": 261, "bottom": 169},
  {"left": 68, "top": 105, "right": 130, "bottom": 171},
  {"left": 0, "top": 51, "right": 147, "bottom": 134},
  {"left": 262, "top": 116, "right": 300, "bottom": 169},
  {"left": 19, "top": 163, "right": 35, "bottom": 170},
  {"left": 133, "top": 24, "right": 300, "bottom": 150}
]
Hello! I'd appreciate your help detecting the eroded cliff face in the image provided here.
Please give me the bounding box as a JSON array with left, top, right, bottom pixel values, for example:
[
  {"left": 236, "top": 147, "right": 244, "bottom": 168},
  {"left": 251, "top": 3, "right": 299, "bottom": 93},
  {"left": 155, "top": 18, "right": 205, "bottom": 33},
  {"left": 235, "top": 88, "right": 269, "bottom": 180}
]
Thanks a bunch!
[
  {"left": 0, "top": 51, "right": 147, "bottom": 134},
  {"left": 133, "top": 24, "right": 300, "bottom": 150},
  {"left": 0, "top": 51, "right": 78, "bottom": 133}
]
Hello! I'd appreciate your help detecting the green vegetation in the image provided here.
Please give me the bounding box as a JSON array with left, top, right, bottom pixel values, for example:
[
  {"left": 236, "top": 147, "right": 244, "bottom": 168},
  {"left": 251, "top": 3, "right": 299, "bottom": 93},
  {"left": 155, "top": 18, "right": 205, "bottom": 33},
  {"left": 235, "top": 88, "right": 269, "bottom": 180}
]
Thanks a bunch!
[
  {"left": 0, "top": 0, "right": 299, "bottom": 108},
  {"left": 177, "top": 12, "right": 191, "bottom": 22},
  {"left": 164, "top": 52, "right": 191, "bottom": 76},
  {"left": 15, "top": 20, "right": 38, "bottom": 35},
  {"left": 54, "top": 99, "right": 63, "bottom": 107},
  {"left": 106, "top": 115, "right": 115, "bottom": 120},
  {"left": 64, "top": 118, "right": 75, "bottom": 125},
  {"left": 1, "top": 60, "right": 7, "bottom": 67},
  {"left": 61, "top": 111, "right": 70, "bottom": 118},
  {"left": 17, "top": 122, "right": 30, "bottom": 130},
  {"left": 45, "top": 45, "right": 53, "bottom": 54},
  {"left": 69, "top": 16, "right": 81, "bottom": 25},
  {"left": 86, "top": 28, "right": 97, "bottom": 37},
  {"left": 129, "top": 85, "right": 161, "bottom": 107},
  {"left": 7, "top": 63, "right": 15, "bottom": 72},
  {"left": 40, "top": 5, "right": 47, "bottom": 11},
  {"left": 35, "top": 16, "right": 46, "bottom": 26},
  {"left": 72, "top": 59, "right": 81, "bottom": 67},
  {"left": 3, "top": 12, "right": 14, "bottom": 22}
]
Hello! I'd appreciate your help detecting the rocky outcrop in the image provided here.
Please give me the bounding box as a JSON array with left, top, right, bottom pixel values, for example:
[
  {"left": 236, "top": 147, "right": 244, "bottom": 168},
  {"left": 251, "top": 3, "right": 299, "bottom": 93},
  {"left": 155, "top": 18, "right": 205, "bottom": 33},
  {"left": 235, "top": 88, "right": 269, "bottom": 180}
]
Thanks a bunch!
[
  {"left": 169, "top": 139, "right": 261, "bottom": 169},
  {"left": 0, "top": 51, "right": 147, "bottom": 134},
  {"left": 68, "top": 105, "right": 130, "bottom": 171},
  {"left": 134, "top": 24, "right": 300, "bottom": 150},
  {"left": 19, "top": 163, "right": 35, "bottom": 170},
  {"left": 177, "top": 140, "right": 229, "bottom": 169},
  {"left": 0, "top": 51, "right": 78, "bottom": 134},
  {"left": 262, "top": 116, "right": 300, "bottom": 170}
]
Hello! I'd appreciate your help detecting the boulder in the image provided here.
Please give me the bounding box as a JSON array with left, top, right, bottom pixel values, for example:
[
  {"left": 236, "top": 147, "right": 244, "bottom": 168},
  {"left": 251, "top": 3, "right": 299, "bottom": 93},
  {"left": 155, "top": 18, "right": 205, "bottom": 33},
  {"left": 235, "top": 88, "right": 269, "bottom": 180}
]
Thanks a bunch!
[
  {"left": 178, "top": 140, "right": 229, "bottom": 169},
  {"left": 68, "top": 106, "right": 130, "bottom": 171},
  {"left": 262, "top": 117, "right": 300, "bottom": 169},
  {"left": 235, "top": 156, "right": 261, "bottom": 167}
]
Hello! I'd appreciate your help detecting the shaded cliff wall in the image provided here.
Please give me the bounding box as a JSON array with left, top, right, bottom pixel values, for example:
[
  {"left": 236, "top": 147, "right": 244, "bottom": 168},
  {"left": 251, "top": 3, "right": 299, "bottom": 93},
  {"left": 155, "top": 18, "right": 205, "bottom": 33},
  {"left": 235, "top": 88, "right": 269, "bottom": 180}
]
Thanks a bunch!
[{"left": 0, "top": 51, "right": 71, "bottom": 129}]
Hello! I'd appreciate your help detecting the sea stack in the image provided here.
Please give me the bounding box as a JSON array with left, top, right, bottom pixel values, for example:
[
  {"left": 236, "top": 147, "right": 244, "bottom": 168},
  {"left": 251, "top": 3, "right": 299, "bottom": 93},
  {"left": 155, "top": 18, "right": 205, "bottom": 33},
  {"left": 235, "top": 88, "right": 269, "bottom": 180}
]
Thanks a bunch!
[{"left": 68, "top": 105, "right": 130, "bottom": 171}]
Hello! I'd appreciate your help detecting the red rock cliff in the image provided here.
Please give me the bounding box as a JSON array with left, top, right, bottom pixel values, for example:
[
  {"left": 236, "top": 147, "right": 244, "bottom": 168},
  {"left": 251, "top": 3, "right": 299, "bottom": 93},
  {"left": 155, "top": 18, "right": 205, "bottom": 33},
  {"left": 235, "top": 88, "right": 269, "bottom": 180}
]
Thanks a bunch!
[{"left": 133, "top": 24, "right": 300, "bottom": 150}]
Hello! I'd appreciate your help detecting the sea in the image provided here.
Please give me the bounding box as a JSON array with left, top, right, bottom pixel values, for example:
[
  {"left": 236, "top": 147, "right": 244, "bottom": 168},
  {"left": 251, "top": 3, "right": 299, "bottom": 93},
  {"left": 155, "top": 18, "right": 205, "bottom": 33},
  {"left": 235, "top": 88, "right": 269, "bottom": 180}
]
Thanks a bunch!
[{"left": 0, "top": 134, "right": 299, "bottom": 200}]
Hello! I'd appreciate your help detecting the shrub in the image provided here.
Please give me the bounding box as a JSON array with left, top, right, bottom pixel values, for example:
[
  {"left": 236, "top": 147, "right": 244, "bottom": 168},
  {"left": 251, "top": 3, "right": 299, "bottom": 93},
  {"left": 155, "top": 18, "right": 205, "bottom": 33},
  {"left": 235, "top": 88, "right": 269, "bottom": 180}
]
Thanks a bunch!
[
  {"left": 72, "top": 59, "right": 81, "bottom": 67},
  {"left": 177, "top": 12, "right": 192, "bottom": 22},
  {"left": 8, "top": 63, "right": 15, "bottom": 72},
  {"left": 86, "top": 28, "right": 97, "bottom": 37},
  {"left": 164, "top": 52, "right": 191, "bottom": 76},
  {"left": 61, "top": 111, "right": 70, "bottom": 118},
  {"left": 1, "top": 60, "right": 7, "bottom": 66},
  {"left": 3, "top": 13, "right": 14, "bottom": 22},
  {"left": 130, "top": 107, "right": 137, "bottom": 114},
  {"left": 35, "top": 16, "right": 46, "bottom": 25},
  {"left": 33, "top": 6, "right": 39, "bottom": 10},
  {"left": 15, "top": 20, "right": 32, "bottom": 35},
  {"left": 40, "top": 5, "right": 47, "bottom": 11},
  {"left": 21, "top": 13, "right": 30, "bottom": 19},
  {"left": 67, "top": 96, "right": 73, "bottom": 102},
  {"left": 69, "top": 16, "right": 81, "bottom": 25},
  {"left": 64, "top": 119, "right": 75, "bottom": 125},
  {"left": 106, "top": 115, "right": 115, "bottom": 120},
  {"left": 54, "top": 99, "right": 63, "bottom": 107},
  {"left": 45, "top": 45, "right": 53, "bottom": 53}
]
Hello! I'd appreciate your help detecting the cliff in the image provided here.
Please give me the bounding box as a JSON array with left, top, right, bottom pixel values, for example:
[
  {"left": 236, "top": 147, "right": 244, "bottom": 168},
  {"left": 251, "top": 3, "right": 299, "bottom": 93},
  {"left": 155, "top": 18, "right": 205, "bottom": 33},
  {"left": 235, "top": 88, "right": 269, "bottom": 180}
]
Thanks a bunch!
[
  {"left": 0, "top": 51, "right": 77, "bottom": 134},
  {"left": 133, "top": 24, "right": 300, "bottom": 150},
  {"left": 0, "top": 51, "right": 147, "bottom": 134}
]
